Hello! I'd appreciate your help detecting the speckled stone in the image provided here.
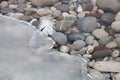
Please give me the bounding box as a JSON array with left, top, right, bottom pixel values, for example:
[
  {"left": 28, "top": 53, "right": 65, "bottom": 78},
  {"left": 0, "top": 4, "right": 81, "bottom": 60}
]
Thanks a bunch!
[{"left": 77, "top": 17, "right": 98, "bottom": 32}]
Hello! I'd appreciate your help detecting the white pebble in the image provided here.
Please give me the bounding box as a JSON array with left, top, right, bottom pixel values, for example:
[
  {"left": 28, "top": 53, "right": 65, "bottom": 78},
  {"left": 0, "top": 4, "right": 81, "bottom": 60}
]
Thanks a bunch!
[
  {"left": 86, "top": 46, "right": 94, "bottom": 54},
  {"left": 83, "top": 54, "right": 92, "bottom": 59},
  {"left": 111, "top": 50, "right": 120, "bottom": 57},
  {"left": 98, "top": 9, "right": 104, "bottom": 14},
  {"left": 77, "top": 5, "right": 83, "bottom": 12},
  {"left": 60, "top": 45, "right": 69, "bottom": 53}
]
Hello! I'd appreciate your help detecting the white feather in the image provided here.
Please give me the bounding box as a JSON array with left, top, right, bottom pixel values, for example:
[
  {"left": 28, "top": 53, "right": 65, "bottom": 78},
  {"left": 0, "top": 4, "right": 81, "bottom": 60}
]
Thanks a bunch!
[{"left": 38, "top": 17, "right": 55, "bottom": 36}]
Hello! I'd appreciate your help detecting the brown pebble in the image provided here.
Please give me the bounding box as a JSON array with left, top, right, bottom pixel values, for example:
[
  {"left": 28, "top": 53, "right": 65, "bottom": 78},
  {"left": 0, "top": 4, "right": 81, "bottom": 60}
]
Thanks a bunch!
[
  {"left": 32, "top": 14, "right": 40, "bottom": 19},
  {"left": 85, "top": 13, "right": 101, "bottom": 19},
  {"left": 94, "top": 46, "right": 108, "bottom": 52},
  {"left": 0, "top": 1, "right": 8, "bottom": 8},
  {"left": 19, "top": 15, "right": 32, "bottom": 21},
  {"left": 92, "top": 49, "right": 111, "bottom": 59},
  {"left": 85, "top": 2, "right": 94, "bottom": 11}
]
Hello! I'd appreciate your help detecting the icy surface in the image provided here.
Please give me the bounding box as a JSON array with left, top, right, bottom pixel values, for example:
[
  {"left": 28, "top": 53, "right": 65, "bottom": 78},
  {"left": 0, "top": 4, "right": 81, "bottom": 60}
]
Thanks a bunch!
[{"left": 0, "top": 15, "right": 90, "bottom": 80}]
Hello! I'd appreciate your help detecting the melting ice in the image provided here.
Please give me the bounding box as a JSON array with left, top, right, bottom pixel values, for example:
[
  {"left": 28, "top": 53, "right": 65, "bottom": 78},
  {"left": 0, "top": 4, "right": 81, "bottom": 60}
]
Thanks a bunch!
[{"left": 0, "top": 15, "right": 90, "bottom": 80}]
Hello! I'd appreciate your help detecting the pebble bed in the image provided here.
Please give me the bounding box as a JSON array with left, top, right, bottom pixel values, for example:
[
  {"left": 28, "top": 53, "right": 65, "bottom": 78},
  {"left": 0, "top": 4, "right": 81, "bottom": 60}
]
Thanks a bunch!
[{"left": 0, "top": 0, "right": 120, "bottom": 80}]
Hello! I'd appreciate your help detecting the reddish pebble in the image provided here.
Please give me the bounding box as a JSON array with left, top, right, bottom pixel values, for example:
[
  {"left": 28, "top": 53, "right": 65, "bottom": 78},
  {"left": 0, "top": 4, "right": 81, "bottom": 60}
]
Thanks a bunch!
[{"left": 85, "top": 13, "right": 101, "bottom": 19}]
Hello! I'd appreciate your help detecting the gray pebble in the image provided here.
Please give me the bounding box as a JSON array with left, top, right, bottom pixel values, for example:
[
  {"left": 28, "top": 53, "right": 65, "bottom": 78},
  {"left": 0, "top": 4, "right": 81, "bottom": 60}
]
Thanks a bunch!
[
  {"left": 73, "top": 40, "right": 86, "bottom": 50},
  {"left": 67, "top": 33, "right": 85, "bottom": 42},
  {"left": 57, "top": 4, "right": 69, "bottom": 12},
  {"left": 52, "top": 32, "right": 67, "bottom": 45},
  {"left": 77, "top": 17, "right": 98, "bottom": 32},
  {"left": 0, "top": 7, "right": 14, "bottom": 14},
  {"left": 96, "top": 0, "right": 120, "bottom": 13},
  {"left": 100, "top": 13, "right": 114, "bottom": 24},
  {"left": 85, "top": 36, "right": 94, "bottom": 45}
]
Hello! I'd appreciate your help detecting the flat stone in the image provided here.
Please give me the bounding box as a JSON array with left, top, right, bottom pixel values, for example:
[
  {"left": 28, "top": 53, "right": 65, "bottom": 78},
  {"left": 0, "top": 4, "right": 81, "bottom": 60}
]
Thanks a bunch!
[
  {"left": 106, "top": 41, "right": 118, "bottom": 49},
  {"left": 94, "top": 61, "right": 120, "bottom": 72},
  {"left": 92, "top": 49, "right": 111, "bottom": 59},
  {"left": 92, "top": 29, "right": 109, "bottom": 39},
  {"left": 36, "top": 9, "right": 52, "bottom": 16},
  {"left": 31, "top": 0, "right": 59, "bottom": 7},
  {"left": 96, "top": 0, "right": 120, "bottom": 13}
]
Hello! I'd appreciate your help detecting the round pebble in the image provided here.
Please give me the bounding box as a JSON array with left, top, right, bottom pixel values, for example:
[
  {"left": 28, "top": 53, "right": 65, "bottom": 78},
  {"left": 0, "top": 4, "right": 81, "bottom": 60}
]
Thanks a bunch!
[
  {"left": 0, "top": 1, "right": 8, "bottom": 8},
  {"left": 73, "top": 40, "right": 86, "bottom": 50},
  {"left": 92, "top": 29, "right": 109, "bottom": 39},
  {"left": 96, "top": 0, "right": 120, "bottom": 13},
  {"left": 85, "top": 36, "right": 94, "bottom": 45},
  {"left": 67, "top": 33, "right": 85, "bottom": 42},
  {"left": 77, "top": 17, "right": 98, "bottom": 32},
  {"left": 100, "top": 13, "right": 114, "bottom": 24},
  {"left": 115, "top": 11, "right": 120, "bottom": 21},
  {"left": 52, "top": 32, "right": 67, "bottom": 45},
  {"left": 60, "top": 45, "right": 69, "bottom": 53},
  {"left": 111, "top": 21, "right": 120, "bottom": 32},
  {"left": 111, "top": 50, "right": 120, "bottom": 57}
]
